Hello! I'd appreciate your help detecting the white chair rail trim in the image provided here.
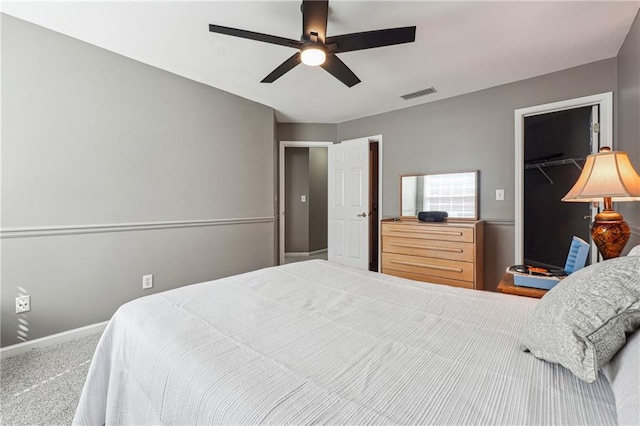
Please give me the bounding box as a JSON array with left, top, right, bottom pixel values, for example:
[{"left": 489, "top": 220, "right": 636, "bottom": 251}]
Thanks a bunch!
[{"left": 0, "top": 216, "right": 275, "bottom": 239}]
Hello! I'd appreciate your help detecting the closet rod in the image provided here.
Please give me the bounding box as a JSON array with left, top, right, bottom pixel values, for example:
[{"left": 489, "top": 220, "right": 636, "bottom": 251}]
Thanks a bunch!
[{"left": 524, "top": 158, "right": 584, "bottom": 184}]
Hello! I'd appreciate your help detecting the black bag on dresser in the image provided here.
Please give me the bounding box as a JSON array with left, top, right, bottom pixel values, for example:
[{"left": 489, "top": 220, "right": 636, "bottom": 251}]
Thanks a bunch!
[{"left": 417, "top": 211, "right": 448, "bottom": 222}]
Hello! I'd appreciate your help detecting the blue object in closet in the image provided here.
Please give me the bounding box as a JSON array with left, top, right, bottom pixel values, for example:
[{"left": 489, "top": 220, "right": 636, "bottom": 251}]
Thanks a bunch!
[{"left": 563, "top": 236, "right": 590, "bottom": 273}]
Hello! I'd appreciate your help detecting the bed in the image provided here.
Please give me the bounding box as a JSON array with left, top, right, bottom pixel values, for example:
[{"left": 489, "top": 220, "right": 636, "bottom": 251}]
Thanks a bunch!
[{"left": 73, "top": 258, "right": 639, "bottom": 425}]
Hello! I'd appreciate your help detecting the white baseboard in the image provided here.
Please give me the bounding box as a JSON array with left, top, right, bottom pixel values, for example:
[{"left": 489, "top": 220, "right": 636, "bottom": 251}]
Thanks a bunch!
[
  {"left": 0, "top": 321, "right": 108, "bottom": 360},
  {"left": 285, "top": 248, "right": 328, "bottom": 257}
]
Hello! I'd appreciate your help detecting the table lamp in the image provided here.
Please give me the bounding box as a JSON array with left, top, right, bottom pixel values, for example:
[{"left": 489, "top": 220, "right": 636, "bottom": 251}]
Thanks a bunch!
[{"left": 562, "top": 147, "right": 640, "bottom": 259}]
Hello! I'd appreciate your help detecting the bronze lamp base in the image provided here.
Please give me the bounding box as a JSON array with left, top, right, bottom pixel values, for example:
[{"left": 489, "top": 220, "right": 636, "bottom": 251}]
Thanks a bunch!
[{"left": 590, "top": 209, "right": 630, "bottom": 260}]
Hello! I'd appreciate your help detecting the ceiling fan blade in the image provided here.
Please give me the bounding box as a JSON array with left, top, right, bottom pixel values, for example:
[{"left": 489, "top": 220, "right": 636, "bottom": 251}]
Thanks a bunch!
[
  {"left": 302, "top": 0, "right": 328, "bottom": 42},
  {"left": 261, "top": 52, "right": 302, "bottom": 83},
  {"left": 326, "top": 26, "right": 416, "bottom": 53},
  {"left": 320, "top": 55, "right": 361, "bottom": 88},
  {"left": 209, "top": 24, "right": 302, "bottom": 49}
]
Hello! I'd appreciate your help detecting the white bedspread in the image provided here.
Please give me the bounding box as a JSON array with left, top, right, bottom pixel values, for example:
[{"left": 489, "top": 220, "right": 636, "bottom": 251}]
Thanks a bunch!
[{"left": 74, "top": 260, "right": 617, "bottom": 425}]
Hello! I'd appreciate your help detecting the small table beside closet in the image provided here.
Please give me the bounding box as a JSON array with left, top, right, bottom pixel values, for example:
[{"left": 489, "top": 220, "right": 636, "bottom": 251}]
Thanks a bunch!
[
  {"left": 497, "top": 273, "right": 548, "bottom": 298},
  {"left": 381, "top": 219, "right": 484, "bottom": 290}
]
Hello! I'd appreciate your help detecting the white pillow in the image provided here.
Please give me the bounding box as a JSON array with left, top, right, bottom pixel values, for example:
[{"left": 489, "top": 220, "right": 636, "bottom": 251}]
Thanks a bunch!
[
  {"left": 602, "top": 330, "right": 640, "bottom": 426},
  {"left": 628, "top": 245, "right": 640, "bottom": 257}
]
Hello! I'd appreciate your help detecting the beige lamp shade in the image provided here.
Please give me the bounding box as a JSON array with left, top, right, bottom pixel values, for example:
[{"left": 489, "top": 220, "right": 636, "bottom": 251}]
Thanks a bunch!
[{"left": 562, "top": 149, "right": 640, "bottom": 202}]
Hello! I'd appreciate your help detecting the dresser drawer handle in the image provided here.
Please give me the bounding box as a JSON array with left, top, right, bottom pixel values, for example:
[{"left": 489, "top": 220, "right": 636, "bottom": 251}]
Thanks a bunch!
[
  {"left": 390, "top": 242, "right": 463, "bottom": 253},
  {"left": 389, "top": 260, "right": 464, "bottom": 273},
  {"left": 390, "top": 229, "right": 463, "bottom": 237}
]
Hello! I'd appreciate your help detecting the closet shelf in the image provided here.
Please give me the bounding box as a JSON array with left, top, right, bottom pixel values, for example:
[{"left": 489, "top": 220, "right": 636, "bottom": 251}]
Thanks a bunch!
[{"left": 524, "top": 158, "right": 584, "bottom": 184}]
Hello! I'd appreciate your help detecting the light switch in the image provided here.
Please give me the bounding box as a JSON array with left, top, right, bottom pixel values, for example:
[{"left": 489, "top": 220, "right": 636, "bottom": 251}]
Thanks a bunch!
[
  {"left": 496, "top": 189, "right": 505, "bottom": 201},
  {"left": 301, "top": 195, "right": 307, "bottom": 203}
]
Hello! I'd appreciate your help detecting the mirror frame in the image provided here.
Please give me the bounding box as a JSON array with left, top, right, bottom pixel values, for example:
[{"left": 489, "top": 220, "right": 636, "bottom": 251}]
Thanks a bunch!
[{"left": 399, "top": 170, "right": 479, "bottom": 220}]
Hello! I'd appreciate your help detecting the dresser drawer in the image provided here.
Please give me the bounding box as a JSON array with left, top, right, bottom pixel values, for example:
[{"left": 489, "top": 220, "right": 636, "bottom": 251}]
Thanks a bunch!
[
  {"left": 382, "top": 236, "right": 474, "bottom": 262},
  {"left": 382, "top": 269, "right": 475, "bottom": 289},
  {"left": 381, "top": 223, "right": 474, "bottom": 243},
  {"left": 382, "top": 252, "right": 474, "bottom": 283}
]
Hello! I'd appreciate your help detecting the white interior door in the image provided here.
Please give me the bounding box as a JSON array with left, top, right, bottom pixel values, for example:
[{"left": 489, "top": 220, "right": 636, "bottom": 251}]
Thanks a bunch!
[{"left": 328, "top": 138, "right": 370, "bottom": 269}]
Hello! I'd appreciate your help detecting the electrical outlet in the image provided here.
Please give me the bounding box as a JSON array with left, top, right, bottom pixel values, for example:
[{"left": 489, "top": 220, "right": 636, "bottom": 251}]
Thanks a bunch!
[
  {"left": 301, "top": 195, "right": 306, "bottom": 203},
  {"left": 16, "top": 295, "right": 30, "bottom": 313},
  {"left": 142, "top": 274, "right": 153, "bottom": 289},
  {"left": 496, "top": 189, "right": 505, "bottom": 201}
]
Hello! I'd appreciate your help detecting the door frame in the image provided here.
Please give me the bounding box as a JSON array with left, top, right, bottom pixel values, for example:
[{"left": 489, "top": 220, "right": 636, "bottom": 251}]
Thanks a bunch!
[
  {"left": 279, "top": 141, "right": 333, "bottom": 265},
  {"left": 514, "top": 92, "right": 613, "bottom": 265}
]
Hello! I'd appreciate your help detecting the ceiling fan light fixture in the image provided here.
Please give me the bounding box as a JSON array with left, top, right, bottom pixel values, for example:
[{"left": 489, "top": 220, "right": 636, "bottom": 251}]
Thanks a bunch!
[{"left": 300, "top": 44, "right": 326, "bottom": 66}]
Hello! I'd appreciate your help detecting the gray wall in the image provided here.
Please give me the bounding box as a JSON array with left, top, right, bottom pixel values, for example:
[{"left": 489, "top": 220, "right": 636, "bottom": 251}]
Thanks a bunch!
[
  {"left": 284, "top": 148, "right": 310, "bottom": 253},
  {"left": 277, "top": 123, "right": 337, "bottom": 143},
  {"left": 309, "top": 147, "right": 328, "bottom": 252},
  {"left": 283, "top": 147, "right": 328, "bottom": 253},
  {"left": 617, "top": 10, "right": 640, "bottom": 253},
  {"left": 1, "top": 15, "right": 276, "bottom": 347},
  {"left": 337, "top": 58, "right": 618, "bottom": 291}
]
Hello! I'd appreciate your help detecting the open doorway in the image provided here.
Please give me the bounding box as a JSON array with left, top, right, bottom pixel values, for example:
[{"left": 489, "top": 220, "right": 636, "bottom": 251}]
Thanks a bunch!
[
  {"left": 369, "top": 141, "right": 380, "bottom": 272},
  {"left": 523, "top": 106, "right": 594, "bottom": 268},
  {"left": 279, "top": 141, "right": 333, "bottom": 265},
  {"left": 279, "top": 138, "right": 382, "bottom": 270},
  {"left": 514, "top": 92, "right": 613, "bottom": 266}
]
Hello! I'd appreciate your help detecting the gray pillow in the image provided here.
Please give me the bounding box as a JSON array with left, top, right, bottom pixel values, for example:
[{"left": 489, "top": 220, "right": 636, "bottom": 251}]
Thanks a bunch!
[
  {"left": 628, "top": 245, "right": 640, "bottom": 257},
  {"left": 519, "top": 256, "right": 640, "bottom": 383}
]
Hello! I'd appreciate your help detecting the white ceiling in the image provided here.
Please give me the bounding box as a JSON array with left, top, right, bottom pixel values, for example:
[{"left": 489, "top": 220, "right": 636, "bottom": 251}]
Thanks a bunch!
[{"left": 2, "top": 1, "right": 639, "bottom": 123}]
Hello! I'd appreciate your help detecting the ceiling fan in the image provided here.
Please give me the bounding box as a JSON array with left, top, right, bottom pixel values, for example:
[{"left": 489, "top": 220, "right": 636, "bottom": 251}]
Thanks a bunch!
[{"left": 208, "top": 0, "right": 416, "bottom": 87}]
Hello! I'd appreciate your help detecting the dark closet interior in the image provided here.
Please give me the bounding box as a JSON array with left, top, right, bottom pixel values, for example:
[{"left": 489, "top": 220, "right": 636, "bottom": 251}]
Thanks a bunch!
[{"left": 524, "top": 106, "right": 594, "bottom": 269}]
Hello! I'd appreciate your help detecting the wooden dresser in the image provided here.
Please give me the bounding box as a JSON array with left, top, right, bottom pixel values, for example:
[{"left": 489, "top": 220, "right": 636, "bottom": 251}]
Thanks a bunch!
[{"left": 381, "top": 219, "right": 484, "bottom": 290}]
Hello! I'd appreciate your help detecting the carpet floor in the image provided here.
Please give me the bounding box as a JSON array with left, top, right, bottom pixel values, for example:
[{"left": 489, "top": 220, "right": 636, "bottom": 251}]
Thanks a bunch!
[{"left": 1, "top": 332, "right": 102, "bottom": 425}]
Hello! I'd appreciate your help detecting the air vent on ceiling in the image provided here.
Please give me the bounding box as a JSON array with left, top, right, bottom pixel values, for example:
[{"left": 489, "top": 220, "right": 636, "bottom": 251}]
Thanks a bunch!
[{"left": 400, "top": 87, "right": 437, "bottom": 100}]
